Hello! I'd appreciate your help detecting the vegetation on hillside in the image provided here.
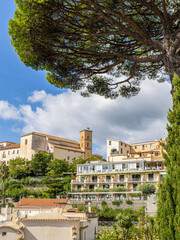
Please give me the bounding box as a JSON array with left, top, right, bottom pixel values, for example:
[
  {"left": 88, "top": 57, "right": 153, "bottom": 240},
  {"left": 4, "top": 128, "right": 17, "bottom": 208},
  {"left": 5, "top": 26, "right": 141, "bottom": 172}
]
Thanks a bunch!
[{"left": 0, "top": 153, "right": 100, "bottom": 202}]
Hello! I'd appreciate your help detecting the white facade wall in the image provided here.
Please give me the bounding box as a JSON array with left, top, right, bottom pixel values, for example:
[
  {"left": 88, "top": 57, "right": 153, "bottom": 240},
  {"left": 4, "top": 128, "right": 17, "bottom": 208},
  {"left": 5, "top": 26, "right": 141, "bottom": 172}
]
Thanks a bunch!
[
  {"left": 107, "top": 139, "right": 119, "bottom": 160},
  {"left": 23, "top": 220, "right": 80, "bottom": 240},
  {"left": 0, "top": 148, "right": 20, "bottom": 164},
  {"left": 0, "top": 226, "right": 22, "bottom": 240}
]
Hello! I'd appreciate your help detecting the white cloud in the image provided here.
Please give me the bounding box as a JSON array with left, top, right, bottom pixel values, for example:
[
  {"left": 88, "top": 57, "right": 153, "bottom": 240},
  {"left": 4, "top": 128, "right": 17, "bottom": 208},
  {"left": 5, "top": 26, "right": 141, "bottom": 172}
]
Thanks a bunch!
[
  {"left": 0, "top": 79, "right": 172, "bottom": 158},
  {"left": 0, "top": 101, "right": 20, "bottom": 120}
]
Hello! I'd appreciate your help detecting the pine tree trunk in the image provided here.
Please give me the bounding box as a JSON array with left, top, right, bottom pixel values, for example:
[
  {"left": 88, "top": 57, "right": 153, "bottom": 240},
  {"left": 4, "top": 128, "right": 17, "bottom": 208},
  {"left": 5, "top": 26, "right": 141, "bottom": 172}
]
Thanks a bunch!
[{"left": 163, "top": 32, "right": 180, "bottom": 93}]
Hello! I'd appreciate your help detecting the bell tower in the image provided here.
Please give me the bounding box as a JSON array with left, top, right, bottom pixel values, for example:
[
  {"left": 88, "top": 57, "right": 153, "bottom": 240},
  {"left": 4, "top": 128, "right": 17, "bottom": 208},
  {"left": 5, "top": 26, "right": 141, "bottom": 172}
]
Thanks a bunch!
[{"left": 80, "top": 129, "right": 92, "bottom": 159}]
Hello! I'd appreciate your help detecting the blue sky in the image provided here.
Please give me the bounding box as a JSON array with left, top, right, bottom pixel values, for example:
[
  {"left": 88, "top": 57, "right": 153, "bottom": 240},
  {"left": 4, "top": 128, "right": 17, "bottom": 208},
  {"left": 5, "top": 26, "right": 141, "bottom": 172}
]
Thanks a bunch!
[
  {"left": 0, "top": 1, "right": 172, "bottom": 157},
  {"left": 0, "top": 1, "right": 61, "bottom": 142}
]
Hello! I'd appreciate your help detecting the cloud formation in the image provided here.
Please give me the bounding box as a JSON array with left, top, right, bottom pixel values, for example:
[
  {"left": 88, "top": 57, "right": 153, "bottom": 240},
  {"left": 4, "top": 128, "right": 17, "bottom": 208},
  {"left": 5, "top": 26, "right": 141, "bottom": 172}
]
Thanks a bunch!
[{"left": 0, "top": 79, "right": 172, "bottom": 157}]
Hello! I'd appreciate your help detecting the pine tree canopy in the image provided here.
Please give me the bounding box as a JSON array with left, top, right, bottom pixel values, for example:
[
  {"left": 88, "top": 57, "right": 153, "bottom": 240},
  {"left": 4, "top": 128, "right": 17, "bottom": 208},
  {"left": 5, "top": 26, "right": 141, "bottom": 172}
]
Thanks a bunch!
[{"left": 9, "top": 0, "right": 180, "bottom": 98}]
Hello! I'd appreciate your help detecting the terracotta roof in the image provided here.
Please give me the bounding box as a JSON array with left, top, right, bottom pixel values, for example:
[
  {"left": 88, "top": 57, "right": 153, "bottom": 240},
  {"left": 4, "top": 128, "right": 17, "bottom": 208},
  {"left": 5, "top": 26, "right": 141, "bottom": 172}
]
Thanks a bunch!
[
  {"left": 15, "top": 198, "right": 69, "bottom": 208},
  {"left": 21, "top": 132, "right": 79, "bottom": 145},
  {"left": 0, "top": 143, "right": 20, "bottom": 150},
  {"left": 21, "top": 212, "right": 79, "bottom": 221},
  {"left": 50, "top": 143, "right": 84, "bottom": 153},
  {"left": 92, "top": 153, "right": 103, "bottom": 158}
]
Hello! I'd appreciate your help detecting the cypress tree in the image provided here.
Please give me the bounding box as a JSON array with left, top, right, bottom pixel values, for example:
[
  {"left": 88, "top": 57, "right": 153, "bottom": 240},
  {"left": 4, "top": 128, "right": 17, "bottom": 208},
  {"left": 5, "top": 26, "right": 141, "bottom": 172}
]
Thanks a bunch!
[{"left": 157, "top": 74, "right": 180, "bottom": 239}]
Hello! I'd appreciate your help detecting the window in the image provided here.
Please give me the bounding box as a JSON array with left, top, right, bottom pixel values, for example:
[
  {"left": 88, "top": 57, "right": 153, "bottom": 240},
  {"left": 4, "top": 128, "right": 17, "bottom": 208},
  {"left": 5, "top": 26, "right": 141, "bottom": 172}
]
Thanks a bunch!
[
  {"left": 112, "top": 149, "right": 117, "bottom": 154},
  {"left": 25, "top": 139, "right": 28, "bottom": 145},
  {"left": 92, "top": 176, "right": 97, "bottom": 182},
  {"left": 121, "top": 142, "right": 123, "bottom": 146},
  {"left": 148, "top": 173, "right": 154, "bottom": 181},
  {"left": 87, "top": 143, "right": 89, "bottom": 147},
  {"left": 2, "top": 232, "right": 6, "bottom": 236},
  {"left": 89, "top": 185, "right": 94, "bottom": 190},
  {"left": 135, "top": 146, "right": 137, "bottom": 149},
  {"left": 77, "top": 185, "right": 81, "bottom": 190},
  {"left": 13, "top": 150, "right": 15, "bottom": 154},
  {"left": 67, "top": 156, "right": 70, "bottom": 160},
  {"left": 87, "top": 135, "right": 89, "bottom": 139},
  {"left": 119, "top": 175, "right": 124, "bottom": 182},
  {"left": 121, "top": 149, "right": 123, "bottom": 154},
  {"left": 106, "top": 175, "right": 111, "bottom": 182},
  {"left": 142, "top": 145, "right": 145, "bottom": 150},
  {"left": 150, "top": 143, "right": 153, "bottom": 149},
  {"left": 80, "top": 177, "right": 85, "bottom": 183},
  {"left": 125, "top": 144, "right": 126, "bottom": 147},
  {"left": 8, "top": 151, "right": 10, "bottom": 155},
  {"left": 114, "top": 163, "right": 122, "bottom": 171},
  {"left": 133, "top": 184, "right": 138, "bottom": 191},
  {"left": 155, "top": 152, "right": 159, "bottom": 156},
  {"left": 17, "top": 150, "right": 19, "bottom": 154},
  {"left": 81, "top": 143, "right": 83, "bottom": 147},
  {"left": 103, "top": 184, "right": 109, "bottom": 189},
  {"left": 109, "top": 141, "right": 111, "bottom": 146}
]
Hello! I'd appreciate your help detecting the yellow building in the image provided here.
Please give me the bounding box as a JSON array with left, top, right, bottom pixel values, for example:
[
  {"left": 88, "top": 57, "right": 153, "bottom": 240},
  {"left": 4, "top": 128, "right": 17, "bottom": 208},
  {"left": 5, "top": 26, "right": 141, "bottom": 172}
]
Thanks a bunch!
[{"left": 70, "top": 138, "right": 166, "bottom": 200}]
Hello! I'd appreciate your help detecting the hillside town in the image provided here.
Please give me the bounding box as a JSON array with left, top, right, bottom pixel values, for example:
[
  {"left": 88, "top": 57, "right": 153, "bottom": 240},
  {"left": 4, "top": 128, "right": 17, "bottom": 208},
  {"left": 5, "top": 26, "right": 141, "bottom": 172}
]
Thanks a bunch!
[
  {"left": 1, "top": 1, "right": 180, "bottom": 239},
  {"left": 0, "top": 130, "right": 166, "bottom": 239}
]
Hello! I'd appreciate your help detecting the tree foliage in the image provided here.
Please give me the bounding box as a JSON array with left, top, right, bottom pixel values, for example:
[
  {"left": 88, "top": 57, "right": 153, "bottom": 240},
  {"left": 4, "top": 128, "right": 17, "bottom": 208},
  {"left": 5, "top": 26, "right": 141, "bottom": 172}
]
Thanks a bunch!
[
  {"left": 157, "top": 74, "right": 180, "bottom": 240},
  {"left": 137, "top": 183, "right": 156, "bottom": 194},
  {"left": 47, "top": 158, "right": 69, "bottom": 177},
  {"left": 31, "top": 152, "right": 53, "bottom": 176},
  {"left": 9, "top": 0, "right": 180, "bottom": 98},
  {"left": 0, "top": 163, "right": 9, "bottom": 206},
  {"left": 9, "top": 158, "right": 30, "bottom": 179}
]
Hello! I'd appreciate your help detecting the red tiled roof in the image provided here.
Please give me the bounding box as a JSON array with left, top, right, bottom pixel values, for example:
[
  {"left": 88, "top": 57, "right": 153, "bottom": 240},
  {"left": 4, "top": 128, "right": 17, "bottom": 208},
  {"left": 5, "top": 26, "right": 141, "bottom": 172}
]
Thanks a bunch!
[
  {"left": 92, "top": 153, "right": 103, "bottom": 158},
  {"left": 50, "top": 143, "right": 84, "bottom": 153},
  {"left": 21, "top": 132, "right": 79, "bottom": 144},
  {"left": 0, "top": 143, "right": 20, "bottom": 150},
  {"left": 15, "top": 198, "right": 69, "bottom": 208}
]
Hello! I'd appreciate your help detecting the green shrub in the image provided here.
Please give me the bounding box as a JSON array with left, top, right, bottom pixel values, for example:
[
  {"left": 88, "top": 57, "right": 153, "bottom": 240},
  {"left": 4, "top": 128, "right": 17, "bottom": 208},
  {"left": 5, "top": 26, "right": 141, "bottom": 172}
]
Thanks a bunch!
[
  {"left": 126, "top": 200, "right": 133, "bottom": 205},
  {"left": 85, "top": 200, "right": 91, "bottom": 204},
  {"left": 77, "top": 205, "right": 87, "bottom": 212},
  {"left": 110, "top": 187, "right": 126, "bottom": 192},
  {"left": 112, "top": 200, "right": 122, "bottom": 206},
  {"left": 95, "top": 188, "right": 109, "bottom": 192},
  {"left": 137, "top": 183, "right": 156, "bottom": 194},
  {"left": 101, "top": 201, "right": 108, "bottom": 207},
  {"left": 8, "top": 202, "right": 14, "bottom": 208}
]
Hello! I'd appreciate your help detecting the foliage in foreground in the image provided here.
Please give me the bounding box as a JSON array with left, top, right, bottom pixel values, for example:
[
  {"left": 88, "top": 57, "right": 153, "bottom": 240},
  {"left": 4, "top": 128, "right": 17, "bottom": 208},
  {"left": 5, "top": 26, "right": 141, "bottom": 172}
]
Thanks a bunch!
[
  {"left": 96, "top": 208, "right": 159, "bottom": 240},
  {"left": 157, "top": 74, "right": 180, "bottom": 240}
]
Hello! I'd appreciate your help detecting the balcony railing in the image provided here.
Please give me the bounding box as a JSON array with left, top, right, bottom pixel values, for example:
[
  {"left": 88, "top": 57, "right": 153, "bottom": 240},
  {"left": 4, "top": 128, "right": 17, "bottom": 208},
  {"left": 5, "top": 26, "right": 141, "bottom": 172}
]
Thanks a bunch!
[
  {"left": 129, "top": 178, "right": 141, "bottom": 182},
  {"left": 71, "top": 178, "right": 159, "bottom": 184},
  {"left": 77, "top": 166, "right": 166, "bottom": 174}
]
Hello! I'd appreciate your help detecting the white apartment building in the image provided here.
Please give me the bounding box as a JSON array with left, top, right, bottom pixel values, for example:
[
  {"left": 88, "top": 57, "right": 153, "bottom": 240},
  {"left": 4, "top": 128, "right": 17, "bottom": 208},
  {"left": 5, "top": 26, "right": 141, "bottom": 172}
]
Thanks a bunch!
[{"left": 70, "top": 138, "right": 166, "bottom": 200}]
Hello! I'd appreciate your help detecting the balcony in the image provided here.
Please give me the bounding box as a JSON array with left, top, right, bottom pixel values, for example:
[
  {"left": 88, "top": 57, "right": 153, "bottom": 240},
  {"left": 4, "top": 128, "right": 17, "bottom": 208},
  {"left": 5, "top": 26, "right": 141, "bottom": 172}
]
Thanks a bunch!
[
  {"left": 78, "top": 166, "right": 166, "bottom": 175},
  {"left": 129, "top": 178, "right": 141, "bottom": 182}
]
